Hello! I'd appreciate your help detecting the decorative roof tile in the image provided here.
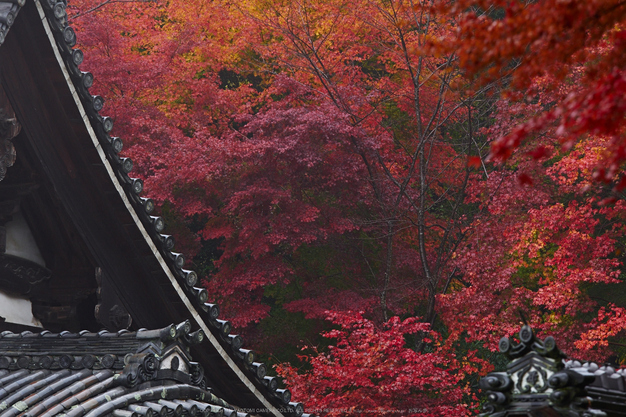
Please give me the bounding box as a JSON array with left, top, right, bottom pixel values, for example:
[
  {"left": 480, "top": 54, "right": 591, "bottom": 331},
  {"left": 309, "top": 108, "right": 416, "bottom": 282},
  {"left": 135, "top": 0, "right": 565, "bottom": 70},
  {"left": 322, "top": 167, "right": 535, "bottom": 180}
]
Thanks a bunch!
[
  {"left": 0, "top": 324, "right": 251, "bottom": 417},
  {"left": 480, "top": 326, "right": 626, "bottom": 417}
]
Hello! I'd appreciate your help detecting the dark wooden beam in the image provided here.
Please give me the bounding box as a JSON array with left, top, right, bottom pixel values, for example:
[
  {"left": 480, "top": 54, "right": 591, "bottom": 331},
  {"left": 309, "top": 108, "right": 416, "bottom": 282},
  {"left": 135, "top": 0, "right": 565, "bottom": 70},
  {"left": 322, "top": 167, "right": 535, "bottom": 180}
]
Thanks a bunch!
[{"left": 0, "top": 1, "right": 178, "bottom": 330}]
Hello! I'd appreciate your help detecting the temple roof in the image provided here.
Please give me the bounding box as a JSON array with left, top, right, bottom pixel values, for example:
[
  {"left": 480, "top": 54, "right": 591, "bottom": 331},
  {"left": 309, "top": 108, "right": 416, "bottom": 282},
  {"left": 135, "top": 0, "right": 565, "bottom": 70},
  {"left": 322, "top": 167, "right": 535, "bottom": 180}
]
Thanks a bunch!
[
  {"left": 0, "top": 1, "right": 307, "bottom": 416},
  {"left": 0, "top": 323, "right": 249, "bottom": 417}
]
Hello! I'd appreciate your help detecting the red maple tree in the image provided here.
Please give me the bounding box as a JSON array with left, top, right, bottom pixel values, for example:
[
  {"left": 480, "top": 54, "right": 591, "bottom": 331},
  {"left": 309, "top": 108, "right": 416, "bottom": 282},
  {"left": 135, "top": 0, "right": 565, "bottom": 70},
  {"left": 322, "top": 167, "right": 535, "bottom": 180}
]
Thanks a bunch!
[
  {"left": 276, "top": 311, "right": 477, "bottom": 416},
  {"left": 439, "top": 69, "right": 626, "bottom": 360},
  {"left": 440, "top": 0, "right": 626, "bottom": 182},
  {"left": 71, "top": 0, "right": 500, "bottom": 335}
]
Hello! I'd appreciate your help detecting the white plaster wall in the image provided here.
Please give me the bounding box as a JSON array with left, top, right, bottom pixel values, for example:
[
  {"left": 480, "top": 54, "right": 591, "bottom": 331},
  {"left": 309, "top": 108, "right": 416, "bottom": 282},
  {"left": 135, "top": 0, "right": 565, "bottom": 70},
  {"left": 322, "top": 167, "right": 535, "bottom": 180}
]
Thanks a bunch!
[
  {"left": 5, "top": 211, "right": 46, "bottom": 266},
  {"left": 0, "top": 290, "right": 43, "bottom": 327}
]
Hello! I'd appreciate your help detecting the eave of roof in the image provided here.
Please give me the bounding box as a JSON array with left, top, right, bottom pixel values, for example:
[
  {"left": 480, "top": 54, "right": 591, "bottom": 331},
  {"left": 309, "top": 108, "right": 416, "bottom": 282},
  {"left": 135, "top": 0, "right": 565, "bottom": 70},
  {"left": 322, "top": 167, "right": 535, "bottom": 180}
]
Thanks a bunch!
[
  {"left": 0, "top": 323, "right": 246, "bottom": 417},
  {"left": 0, "top": 1, "right": 307, "bottom": 416}
]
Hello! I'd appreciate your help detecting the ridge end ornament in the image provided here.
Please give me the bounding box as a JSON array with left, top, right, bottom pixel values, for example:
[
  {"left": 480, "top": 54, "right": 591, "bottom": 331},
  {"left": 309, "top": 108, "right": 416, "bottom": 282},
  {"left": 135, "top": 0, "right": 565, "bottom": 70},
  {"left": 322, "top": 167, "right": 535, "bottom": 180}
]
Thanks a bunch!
[{"left": 480, "top": 325, "right": 602, "bottom": 417}]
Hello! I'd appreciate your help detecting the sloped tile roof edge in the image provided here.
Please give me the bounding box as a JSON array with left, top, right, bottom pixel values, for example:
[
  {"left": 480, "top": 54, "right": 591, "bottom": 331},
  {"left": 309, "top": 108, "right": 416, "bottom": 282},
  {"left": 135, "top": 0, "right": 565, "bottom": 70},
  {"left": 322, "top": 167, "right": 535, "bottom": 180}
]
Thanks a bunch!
[
  {"left": 0, "top": 1, "right": 306, "bottom": 416},
  {"left": 0, "top": 323, "right": 244, "bottom": 417}
]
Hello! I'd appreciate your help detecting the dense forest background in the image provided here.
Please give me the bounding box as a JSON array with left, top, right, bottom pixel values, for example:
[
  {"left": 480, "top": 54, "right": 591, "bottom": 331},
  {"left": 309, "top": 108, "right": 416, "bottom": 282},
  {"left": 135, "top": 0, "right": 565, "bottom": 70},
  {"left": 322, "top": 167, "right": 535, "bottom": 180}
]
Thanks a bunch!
[{"left": 68, "top": 0, "right": 626, "bottom": 414}]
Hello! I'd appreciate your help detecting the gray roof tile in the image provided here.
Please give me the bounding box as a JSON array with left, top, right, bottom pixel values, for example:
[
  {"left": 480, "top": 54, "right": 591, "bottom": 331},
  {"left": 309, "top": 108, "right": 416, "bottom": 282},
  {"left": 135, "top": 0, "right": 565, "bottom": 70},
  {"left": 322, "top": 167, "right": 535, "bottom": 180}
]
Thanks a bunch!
[{"left": 0, "top": 325, "right": 250, "bottom": 417}]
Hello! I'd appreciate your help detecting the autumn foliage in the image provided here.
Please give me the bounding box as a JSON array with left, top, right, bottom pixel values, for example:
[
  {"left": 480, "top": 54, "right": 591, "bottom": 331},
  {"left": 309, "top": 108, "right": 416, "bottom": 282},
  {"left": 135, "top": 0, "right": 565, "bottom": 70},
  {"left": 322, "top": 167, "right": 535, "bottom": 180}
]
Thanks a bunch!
[
  {"left": 435, "top": 0, "right": 626, "bottom": 362},
  {"left": 68, "top": 0, "right": 626, "bottom": 414},
  {"left": 276, "top": 312, "right": 474, "bottom": 416},
  {"left": 444, "top": 0, "right": 626, "bottom": 180}
]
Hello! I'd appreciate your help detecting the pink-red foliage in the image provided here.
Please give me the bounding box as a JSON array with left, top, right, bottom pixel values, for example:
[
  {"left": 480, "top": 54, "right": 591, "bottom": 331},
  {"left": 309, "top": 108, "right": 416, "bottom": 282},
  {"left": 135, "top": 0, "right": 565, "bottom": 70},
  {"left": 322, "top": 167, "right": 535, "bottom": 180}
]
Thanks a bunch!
[{"left": 276, "top": 312, "right": 475, "bottom": 416}]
